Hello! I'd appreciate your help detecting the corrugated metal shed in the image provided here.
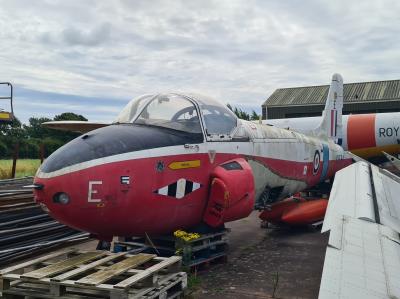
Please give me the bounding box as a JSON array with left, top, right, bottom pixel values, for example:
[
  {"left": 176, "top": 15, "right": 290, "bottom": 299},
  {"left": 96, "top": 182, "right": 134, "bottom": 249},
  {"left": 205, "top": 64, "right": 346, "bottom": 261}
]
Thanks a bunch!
[{"left": 263, "top": 79, "right": 400, "bottom": 119}]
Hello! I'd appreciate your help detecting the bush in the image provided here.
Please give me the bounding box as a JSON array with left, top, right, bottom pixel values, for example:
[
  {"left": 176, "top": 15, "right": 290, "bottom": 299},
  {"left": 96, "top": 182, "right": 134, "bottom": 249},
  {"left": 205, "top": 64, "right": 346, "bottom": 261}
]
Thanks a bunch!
[
  {"left": 42, "top": 138, "right": 65, "bottom": 157},
  {"left": 18, "top": 140, "right": 40, "bottom": 159},
  {"left": 1, "top": 112, "right": 87, "bottom": 159},
  {"left": 0, "top": 140, "right": 9, "bottom": 158}
]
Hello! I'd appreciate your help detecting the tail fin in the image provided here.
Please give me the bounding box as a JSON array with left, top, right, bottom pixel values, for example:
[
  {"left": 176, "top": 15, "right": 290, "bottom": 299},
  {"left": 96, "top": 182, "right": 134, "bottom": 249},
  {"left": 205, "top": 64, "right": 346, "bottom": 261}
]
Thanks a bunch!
[{"left": 314, "top": 73, "right": 343, "bottom": 144}]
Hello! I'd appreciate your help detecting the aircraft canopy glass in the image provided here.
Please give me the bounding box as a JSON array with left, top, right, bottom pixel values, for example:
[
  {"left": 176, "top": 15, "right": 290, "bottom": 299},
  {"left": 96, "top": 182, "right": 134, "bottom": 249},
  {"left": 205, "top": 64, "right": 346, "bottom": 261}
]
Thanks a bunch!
[
  {"left": 134, "top": 94, "right": 202, "bottom": 134},
  {"left": 190, "top": 94, "right": 237, "bottom": 136},
  {"left": 115, "top": 93, "right": 238, "bottom": 136},
  {"left": 115, "top": 95, "right": 153, "bottom": 124}
]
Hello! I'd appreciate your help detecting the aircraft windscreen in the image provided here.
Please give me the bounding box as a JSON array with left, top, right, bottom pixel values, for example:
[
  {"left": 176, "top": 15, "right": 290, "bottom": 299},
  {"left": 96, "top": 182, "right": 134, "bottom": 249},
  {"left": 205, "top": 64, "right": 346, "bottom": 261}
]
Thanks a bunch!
[
  {"left": 192, "top": 95, "right": 237, "bottom": 135},
  {"left": 114, "top": 95, "right": 153, "bottom": 123},
  {"left": 133, "top": 94, "right": 202, "bottom": 134}
]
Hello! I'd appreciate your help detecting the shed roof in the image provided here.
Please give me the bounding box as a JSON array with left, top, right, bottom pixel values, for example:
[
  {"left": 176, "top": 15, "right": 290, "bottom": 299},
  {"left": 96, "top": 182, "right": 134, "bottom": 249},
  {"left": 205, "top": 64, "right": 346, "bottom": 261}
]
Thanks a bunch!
[{"left": 264, "top": 79, "right": 400, "bottom": 107}]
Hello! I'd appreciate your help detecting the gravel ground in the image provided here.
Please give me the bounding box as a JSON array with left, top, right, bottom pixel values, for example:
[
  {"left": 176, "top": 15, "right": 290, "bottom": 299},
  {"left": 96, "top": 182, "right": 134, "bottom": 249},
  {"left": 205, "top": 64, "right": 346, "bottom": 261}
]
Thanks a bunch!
[{"left": 192, "top": 212, "right": 328, "bottom": 299}]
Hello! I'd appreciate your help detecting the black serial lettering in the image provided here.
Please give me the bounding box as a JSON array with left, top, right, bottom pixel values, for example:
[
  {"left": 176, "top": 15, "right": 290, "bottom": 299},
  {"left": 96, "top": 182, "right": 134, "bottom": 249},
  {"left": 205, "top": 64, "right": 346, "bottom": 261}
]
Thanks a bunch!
[{"left": 379, "top": 127, "right": 386, "bottom": 137}]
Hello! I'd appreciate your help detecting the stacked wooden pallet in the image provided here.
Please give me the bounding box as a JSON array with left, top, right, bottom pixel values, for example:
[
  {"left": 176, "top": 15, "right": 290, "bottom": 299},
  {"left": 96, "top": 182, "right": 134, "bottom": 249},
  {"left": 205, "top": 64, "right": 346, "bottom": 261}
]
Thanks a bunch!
[
  {"left": 0, "top": 249, "right": 187, "bottom": 299},
  {"left": 115, "top": 229, "right": 229, "bottom": 269}
]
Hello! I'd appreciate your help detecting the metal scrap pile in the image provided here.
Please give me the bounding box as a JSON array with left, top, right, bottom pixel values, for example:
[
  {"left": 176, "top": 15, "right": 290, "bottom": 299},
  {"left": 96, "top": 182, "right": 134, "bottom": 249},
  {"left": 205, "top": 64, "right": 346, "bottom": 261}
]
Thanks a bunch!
[{"left": 0, "top": 177, "right": 89, "bottom": 265}]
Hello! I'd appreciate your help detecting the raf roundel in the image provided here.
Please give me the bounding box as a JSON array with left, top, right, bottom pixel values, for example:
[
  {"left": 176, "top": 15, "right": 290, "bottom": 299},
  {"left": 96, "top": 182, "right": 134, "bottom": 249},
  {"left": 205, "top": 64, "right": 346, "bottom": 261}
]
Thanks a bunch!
[{"left": 313, "top": 150, "right": 320, "bottom": 175}]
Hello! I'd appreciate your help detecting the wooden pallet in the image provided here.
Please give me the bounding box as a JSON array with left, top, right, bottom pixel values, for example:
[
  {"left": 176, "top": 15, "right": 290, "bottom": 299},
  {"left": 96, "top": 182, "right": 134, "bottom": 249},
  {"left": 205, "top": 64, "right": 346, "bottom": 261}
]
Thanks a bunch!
[
  {"left": 115, "top": 229, "right": 229, "bottom": 268},
  {"left": 0, "top": 249, "right": 186, "bottom": 299}
]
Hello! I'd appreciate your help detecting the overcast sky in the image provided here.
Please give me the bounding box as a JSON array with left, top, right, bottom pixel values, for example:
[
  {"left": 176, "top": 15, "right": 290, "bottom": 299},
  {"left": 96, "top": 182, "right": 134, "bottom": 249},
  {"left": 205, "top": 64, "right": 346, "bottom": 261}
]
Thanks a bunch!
[{"left": 1, "top": 0, "right": 399, "bottom": 123}]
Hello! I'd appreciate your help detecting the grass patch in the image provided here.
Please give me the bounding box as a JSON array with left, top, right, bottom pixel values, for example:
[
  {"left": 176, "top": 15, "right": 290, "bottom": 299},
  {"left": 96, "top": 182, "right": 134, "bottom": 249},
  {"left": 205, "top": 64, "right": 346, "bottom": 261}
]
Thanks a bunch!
[
  {"left": 187, "top": 273, "right": 202, "bottom": 290},
  {"left": 0, "top": 159, "right": 41, "bottom": 179}
]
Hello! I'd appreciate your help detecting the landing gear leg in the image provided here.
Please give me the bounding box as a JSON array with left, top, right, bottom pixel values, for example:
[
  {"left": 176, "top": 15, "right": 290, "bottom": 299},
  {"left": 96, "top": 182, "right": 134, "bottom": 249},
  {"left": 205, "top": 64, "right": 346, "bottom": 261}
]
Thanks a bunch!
[
  {"left": 260, "top": 220, "right": 269, "bottom": 229},
  {"left": 255, "top": 187, "right": 271, "bottom": 209},
  {"left": 96, "top": 240, "right": 111, "bottom": 251}
]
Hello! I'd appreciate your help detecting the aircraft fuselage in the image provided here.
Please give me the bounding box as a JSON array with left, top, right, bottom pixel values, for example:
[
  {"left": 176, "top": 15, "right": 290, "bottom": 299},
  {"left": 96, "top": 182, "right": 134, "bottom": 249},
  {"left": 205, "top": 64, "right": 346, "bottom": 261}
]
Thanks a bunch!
[{"left": 34, "top": 116, "right": 351, "bottom": 239}]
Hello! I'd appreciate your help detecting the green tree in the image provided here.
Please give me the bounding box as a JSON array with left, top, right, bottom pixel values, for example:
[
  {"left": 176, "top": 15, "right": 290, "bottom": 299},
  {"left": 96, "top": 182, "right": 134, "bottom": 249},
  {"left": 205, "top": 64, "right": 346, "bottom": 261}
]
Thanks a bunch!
[
  {"left": 50, "top": 112, "right": 88, "bottom": 143},
  {"left": 233, "top": 107, "right": 250, "bottom": 120},
  {"left": 0, "top": 140, "right": 8, "bottom": 158},
  {"left": 54, "top": 112, "right": 87, "bottom": 121},
  {"left": 23, "top": 117, "right": 53, "bottom": 139},
  {"left": 227, "top": 103, "right": 252, "bottom": 120},
  {"left": 18, "top": 139, "right": 40, "bottom": 158},
  {"left": 0, "top": 117, "right": 26, "bottom": 159},
  {"left": 0, "top": 112, "right": 89, "bottom": 159},
  {"left": 0, "top": 117, "right": 25, "bottom": 139},
  {"left": 250, "top": 110, "right": 260, "bottom": 121},
  {"left": 42, "top": 138, "right": 65, "bottom": 157}
]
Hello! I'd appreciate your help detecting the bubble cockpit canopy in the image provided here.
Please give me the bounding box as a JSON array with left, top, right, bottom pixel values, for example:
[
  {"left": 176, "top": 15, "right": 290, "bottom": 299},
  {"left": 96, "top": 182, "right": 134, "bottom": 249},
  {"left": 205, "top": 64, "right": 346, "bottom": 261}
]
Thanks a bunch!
[{"left": 115, "top": 93, "right": 238, "bottom": 136}]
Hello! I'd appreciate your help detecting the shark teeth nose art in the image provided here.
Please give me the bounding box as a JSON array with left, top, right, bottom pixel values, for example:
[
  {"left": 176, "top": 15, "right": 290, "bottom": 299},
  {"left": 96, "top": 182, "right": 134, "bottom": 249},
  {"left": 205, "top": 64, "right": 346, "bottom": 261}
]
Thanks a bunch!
[{"left": 155, "top": 178, "right": 201, "bottom": 199}]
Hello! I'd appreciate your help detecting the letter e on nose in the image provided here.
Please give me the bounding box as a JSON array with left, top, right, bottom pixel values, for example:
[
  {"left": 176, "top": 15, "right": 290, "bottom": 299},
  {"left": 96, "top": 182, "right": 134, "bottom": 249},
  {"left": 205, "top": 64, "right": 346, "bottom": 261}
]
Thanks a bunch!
[{"left": 88, "top": 181, "right": 102, "bottom": 203}]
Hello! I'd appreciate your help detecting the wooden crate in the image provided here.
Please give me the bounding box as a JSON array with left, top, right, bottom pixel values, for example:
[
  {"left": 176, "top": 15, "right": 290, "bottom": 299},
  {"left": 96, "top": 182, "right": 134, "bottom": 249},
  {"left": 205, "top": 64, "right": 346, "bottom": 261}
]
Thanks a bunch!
[
  {"left": 0, "top": 249, "right": 187, "bottom": 299},
  {"left": 115, "top": 229, "right": 229, "bottom": 268}
]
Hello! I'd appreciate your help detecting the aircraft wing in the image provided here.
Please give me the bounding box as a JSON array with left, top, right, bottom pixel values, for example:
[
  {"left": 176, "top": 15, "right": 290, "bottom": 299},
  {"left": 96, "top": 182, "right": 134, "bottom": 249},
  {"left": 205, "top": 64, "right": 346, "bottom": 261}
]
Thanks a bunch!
[
  {"left": 42, "top": 121, "right": 109, "bottom": 133},
  {"left": 319, "top": 161, "right": 400, "bottom": 298}
]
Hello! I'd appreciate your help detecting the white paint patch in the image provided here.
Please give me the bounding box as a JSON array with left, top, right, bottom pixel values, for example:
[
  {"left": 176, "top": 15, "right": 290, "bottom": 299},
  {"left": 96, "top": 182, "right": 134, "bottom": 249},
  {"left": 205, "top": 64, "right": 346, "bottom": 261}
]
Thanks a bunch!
[
  {"left": 158, "top": 185, "right": 168, "bottom": 196},
  {"left": 176, "top": 178, "right": 186, "bottom": 199},
  {"left": 193, "top": 182, "right": 201, "bottom": 191},
  {"left": 208, "top": 150, "right": 216, "bottom": 163}
]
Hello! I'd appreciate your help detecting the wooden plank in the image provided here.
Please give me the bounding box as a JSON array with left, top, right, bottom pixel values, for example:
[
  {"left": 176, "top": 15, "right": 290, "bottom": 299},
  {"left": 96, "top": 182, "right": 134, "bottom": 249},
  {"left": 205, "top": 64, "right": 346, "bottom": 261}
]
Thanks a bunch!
[
  {"left": 3, "top": 286, "right": 107, "bottom": 299},
  {"left": 2, "top": 273, "right": 22, "bottom": 280},
  {"left": 191, "top": 238, "right": 228, "bottom": 252},
  {"left": 51, "top": 252, "right": 127, "bottom": 282},
  {"left": 2, "top": 273, "right": 185, "bottom": 299},
  {"left": 126, "top": 273, "right": 185, "bottom": 298},
  {"left": 62, "top": 279, "right": 115, "bottom": 290},
  {"left": 125, "top": 254, "right": 167, "bottom": 260},
  {"left": 22, "top": 251, "right": 106, "bottom": 280},
  {"left": 76, "top": 253, "right": 156, "bottom": 286},
  {"left": 0, "top": 249, "right": 75, "bottom": 275},
  {"left": 114, "top": 256, "right": 181, "bottom": 289}
]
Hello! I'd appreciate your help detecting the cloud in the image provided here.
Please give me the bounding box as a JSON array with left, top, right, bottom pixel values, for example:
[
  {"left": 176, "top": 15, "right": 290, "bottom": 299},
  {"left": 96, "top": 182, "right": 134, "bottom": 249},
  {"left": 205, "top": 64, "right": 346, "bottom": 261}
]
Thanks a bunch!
[
  {"left": 62, "top": 23, "right": 112, "bottom": 46},
  {"left": 0, "top": 0, "right": 399, "bottom": 123},
  {"left": 13, "top": 87, "right": 125, "bottom": 123}
]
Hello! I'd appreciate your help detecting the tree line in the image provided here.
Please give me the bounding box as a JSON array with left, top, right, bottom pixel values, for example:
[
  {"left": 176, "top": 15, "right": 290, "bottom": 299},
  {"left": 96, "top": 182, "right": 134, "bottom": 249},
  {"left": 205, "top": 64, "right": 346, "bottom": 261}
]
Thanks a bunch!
[
  {"left": 227, "top": 104, "right": 260, "bottom": 121},
  {"left": 0, "top": 112, "right": 87, "bottom": 159}
]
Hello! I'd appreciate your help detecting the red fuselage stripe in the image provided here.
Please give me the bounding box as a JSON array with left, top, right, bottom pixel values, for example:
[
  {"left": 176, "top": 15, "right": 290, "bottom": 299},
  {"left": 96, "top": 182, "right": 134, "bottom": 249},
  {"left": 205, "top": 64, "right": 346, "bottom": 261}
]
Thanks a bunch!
[{"left": 347, "top": 114, "right": 376, "bottom": 150}]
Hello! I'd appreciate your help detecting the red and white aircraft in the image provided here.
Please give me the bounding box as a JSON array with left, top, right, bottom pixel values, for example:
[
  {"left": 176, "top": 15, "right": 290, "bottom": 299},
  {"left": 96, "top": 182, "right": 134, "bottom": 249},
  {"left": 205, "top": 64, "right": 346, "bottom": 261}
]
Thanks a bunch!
[
  {"left": 34, "top": 74, "right": 351, "bottom": 240},
  {"left": 34, "top": 75, "right": 400, "bottom": 297}
]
